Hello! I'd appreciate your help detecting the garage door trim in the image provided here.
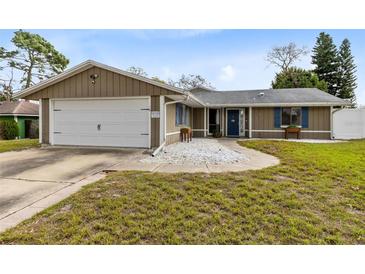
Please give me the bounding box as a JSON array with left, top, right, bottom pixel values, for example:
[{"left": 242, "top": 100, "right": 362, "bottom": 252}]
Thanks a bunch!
[{"left": 49, "top": 96, "right": 151, "bottom": 148}]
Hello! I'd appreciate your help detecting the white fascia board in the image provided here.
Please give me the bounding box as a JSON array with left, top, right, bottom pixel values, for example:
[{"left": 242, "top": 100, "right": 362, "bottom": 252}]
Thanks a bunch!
[
  {"left": 0, "top": 114, "right": 39, "bottom": 117},
  {"left": 14, "top": 61, "right": 94, "bottom": 99},
  {"left": 205, "top": 102, "right": 349, "bottom": 107},
  {"left": 15, "top": 60, "right": 187, "bottom": 99}
]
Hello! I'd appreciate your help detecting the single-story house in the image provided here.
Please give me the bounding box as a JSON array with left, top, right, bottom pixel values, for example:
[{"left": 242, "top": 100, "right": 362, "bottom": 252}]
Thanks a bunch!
[
  {"left": 0, "top": 100, "right": 39, "bottom": 139},
  {"left": 14, "top": 60, "right": 350, "bottom": 148}
]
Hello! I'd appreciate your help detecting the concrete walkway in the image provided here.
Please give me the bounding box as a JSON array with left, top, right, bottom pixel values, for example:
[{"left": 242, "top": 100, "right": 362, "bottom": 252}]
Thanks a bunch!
[{"left": 106, "top": 139, "right": 279, "bottom": 173}]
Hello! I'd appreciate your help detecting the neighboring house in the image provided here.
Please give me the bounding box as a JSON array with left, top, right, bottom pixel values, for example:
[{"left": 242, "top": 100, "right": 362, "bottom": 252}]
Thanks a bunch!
[
  {"left": 14, "top": 60, "right": 349, "bottom": 148},
  {"left": 0, "top": 101, "right": 39, "bottom": 139}
]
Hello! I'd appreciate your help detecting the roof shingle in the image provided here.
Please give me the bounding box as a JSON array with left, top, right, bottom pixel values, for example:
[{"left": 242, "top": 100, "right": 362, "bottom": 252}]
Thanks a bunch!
[
  {"left": 0, "top": 101, "right": 39, "bottom": 115},
  {"left": 190, "top": 88, "right": 349, "bottom": 106}
]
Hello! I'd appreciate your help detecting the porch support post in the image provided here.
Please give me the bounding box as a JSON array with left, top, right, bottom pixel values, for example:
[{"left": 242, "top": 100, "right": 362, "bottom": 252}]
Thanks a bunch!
[
  {"left": 39, "top": 99, "right": 43, "bottom": 144},
  {"left": 160, "top": 96, "right": 165, "bottom": 145},
  {"left": 204, "top": 107, "right": 207, "bottom": 137},
  {"left": 249, "top": 107, "right": 252, "bottom": 138},
  {"left": 221, "top": 107, "right": 224, "bottom": 135},
  {"left": 330, "top": 106, "right": 333, "bottom": 139}
]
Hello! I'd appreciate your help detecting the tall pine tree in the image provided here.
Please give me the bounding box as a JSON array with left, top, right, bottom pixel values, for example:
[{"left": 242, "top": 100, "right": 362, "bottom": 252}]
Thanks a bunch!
[
  {"left": 312, "top": 32, "right": 340, "bottom": 96},
  {"left": 338, "top": 38, "right": 357, "bottom": 106}
]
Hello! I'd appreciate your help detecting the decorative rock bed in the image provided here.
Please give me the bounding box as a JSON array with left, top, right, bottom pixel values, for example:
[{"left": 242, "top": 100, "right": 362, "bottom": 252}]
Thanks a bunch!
[{"left": 141, "top": 139, "right": 248, "bottom": 165}]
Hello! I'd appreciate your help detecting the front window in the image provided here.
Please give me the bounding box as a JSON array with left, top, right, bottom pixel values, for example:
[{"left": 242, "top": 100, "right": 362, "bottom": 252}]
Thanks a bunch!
[
  {"left": 282, "top": 107, "right": 301, "bottom": 126},
  {"left": 176, "top": 103, "right": 190, "bottom": 126}
]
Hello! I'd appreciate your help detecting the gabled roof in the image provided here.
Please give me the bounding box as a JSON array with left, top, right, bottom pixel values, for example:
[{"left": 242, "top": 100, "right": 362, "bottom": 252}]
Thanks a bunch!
[
  {"left": 14, "top": 60, "right": 187, "bottom": 99},
  {"left": 13, "top": 60, "right": 351, "bottom": 107},
  {"left": 0, "top": 101, "right": 39, "bottom": 116},
  {"left": 190, "top": 88, "right": 350, "bottom": 107}
]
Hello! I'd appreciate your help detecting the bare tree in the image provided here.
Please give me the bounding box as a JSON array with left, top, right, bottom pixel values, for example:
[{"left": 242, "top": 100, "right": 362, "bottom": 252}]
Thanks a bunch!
[
  {"left": 126, "top": 66, "right": 148, "bottom": 77},
  {"left": 151, "top": 76, "right": 166, "bottom": 84},
  {"left": 0, "top": 68, "right": 16, "bottom": 101},
  {"left": 266, "top": 42, "right": 309, "bottom": 71},
  {"left": 168, "top": 74, "right": 214, "bottom": 90},
  {"left": 1, "top": 47, "right": 17, "bottom": 101}
]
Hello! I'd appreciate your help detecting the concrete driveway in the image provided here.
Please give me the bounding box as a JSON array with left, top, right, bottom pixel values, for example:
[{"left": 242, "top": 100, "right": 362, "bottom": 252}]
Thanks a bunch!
[
  {"left": 0, "top": 147, "right": 144, "bottom": 231},
  {"left": 0, "top": 140, "right": 279, "bottom": 232}
]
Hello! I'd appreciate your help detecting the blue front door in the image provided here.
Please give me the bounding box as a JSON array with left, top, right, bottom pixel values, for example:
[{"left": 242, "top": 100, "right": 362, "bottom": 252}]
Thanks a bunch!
[{"left": 227, "top": 110, "right": 239, "bottom": 136}]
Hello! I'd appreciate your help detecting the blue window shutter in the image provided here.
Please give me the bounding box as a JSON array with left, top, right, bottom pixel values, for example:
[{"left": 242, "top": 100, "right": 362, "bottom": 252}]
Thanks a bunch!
[
  {"left": 176, "top": 103, "right": 181, "bottom": 125},
  {"left": 182, "top": 105, "right": 186, "bottom": 125},
  {"left": 179, "top": 105, "right": 182, "bottom": 124},
  {"left": 274, "top": 107, "right": 281, "bottom": 128},
  {"left": 302, "top": 107, "right": 309, "bottom": 128}
]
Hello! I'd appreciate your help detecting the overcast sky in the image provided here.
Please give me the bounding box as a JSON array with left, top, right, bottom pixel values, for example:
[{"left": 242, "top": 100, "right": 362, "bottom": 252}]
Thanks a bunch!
[{"left": 1, "top": 29, "right": 364, "bottom": 105}]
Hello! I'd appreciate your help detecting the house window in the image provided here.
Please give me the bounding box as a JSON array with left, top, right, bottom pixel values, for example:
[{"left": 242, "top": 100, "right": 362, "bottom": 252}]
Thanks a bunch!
[
  {"left": 281, "top": 107, "right": 301, "bottom": 126},
  {"left": 176, "top": 103, "right": 190, "bottom": 126}
]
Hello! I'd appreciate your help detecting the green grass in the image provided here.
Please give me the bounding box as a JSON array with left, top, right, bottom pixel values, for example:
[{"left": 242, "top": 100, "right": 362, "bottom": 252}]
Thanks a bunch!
[
  {"left": 0, "top": 139, "right": 39, "bottom": 153},
  {"left": 0, "top": 140, "right": 364, "bottom": 244}
]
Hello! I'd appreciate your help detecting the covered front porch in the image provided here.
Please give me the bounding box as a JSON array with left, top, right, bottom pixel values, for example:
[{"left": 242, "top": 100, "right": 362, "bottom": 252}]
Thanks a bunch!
[{"left": 192, "top": 107, "right": 253, "bottom": 138}]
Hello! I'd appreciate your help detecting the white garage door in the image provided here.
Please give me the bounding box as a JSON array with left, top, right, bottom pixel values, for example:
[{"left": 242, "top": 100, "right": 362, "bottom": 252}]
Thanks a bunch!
[{"left": 52, "top": 98, "right": 150, "bottom": 148}]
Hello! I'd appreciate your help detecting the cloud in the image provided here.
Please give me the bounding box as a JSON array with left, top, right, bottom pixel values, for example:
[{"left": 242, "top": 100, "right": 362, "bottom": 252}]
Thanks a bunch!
[
  {"left": 126, "top": 30, "right": 221, "bottom": 40},
  {"left": 161, "top": 66, "right": 179, "bottom": 80},
  {"left": 219, "top": 65, "right": 236, "bottom": 81},
  {"left": 171, "top": 30, "right": 221, "bottom": 39}
]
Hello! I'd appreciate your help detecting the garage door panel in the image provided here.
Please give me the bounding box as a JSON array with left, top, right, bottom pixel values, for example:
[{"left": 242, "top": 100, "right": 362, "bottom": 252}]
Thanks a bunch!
[
  {"left": 54, "top": 111, "right": 148, "bottom": 122},
  {"left": 54, "top": 134, "right": 148, "bottom": 147},
  {"left": 54, "top": 99, "right": 149, "bottom": 110},
  {"left": 54, "top": 119, "right": 149, "bottom": 132},
  {"left": 54, "top": 125, "right": 149, "bottom": 135},
  {"left": 53, "top": 99, "right": 150, "bottom": 148},
  {"left": 54, "top": 114, "right": 149, "bottom": 128}
]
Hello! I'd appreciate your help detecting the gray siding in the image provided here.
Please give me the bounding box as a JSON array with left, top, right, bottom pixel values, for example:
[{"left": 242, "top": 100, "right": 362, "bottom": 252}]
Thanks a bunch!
[
  {"left": 192, "top": 108, "right": 205, "bottom": 137},
  {"left": 251, "top": 106, "right": 331, "bottom": 139},
  {"left": 166, "top": 134, "right": 180, "bottom": 145},
  {"left": 165, "top": 103, "right": 193, "bottom": 145},
  {"left": 24, "top": 67, "right": 178, "bottom": 100}
]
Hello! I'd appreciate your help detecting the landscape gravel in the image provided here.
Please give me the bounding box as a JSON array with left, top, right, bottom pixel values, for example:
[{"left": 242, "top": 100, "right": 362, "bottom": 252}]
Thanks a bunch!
[{"left": 141, "top": 139, "right": 248, "bottom": 165}]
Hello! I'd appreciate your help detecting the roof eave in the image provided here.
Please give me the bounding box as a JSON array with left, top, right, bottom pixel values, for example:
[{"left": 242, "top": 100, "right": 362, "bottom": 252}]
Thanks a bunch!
[
  {"left": 0, "top": 113, "right": 38, "bottom": 116},
  {"left": 14, "top": 60, "right": 186, "bottom": 99},
  {"left": 14, "top": 60, "right": 94, "bottom": 99},
  {"left": 204, "top": 102, "right": 351, "bottom": 107},
  {"left": 186, "top": 92, "right": 206, "bottom": 107}
]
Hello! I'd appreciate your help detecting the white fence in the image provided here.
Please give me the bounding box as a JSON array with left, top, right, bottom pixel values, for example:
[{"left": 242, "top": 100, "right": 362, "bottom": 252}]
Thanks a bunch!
[{"left": 333, "top": 108, "right": 365, "bottom": 139}]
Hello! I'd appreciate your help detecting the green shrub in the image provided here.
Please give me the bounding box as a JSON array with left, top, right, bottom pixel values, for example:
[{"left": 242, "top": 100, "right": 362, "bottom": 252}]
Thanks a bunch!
[{"left": 0, "top": 120, "right": 19, "bottom": 140}]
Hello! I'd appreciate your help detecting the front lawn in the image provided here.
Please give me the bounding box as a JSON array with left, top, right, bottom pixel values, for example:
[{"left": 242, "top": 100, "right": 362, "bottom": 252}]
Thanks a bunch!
[
  {"left": 0, "top": 139, "right": 39, "bottom": 153},
  {"left": 0, "top": 140, "right": 364, "bottom": 244}
]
